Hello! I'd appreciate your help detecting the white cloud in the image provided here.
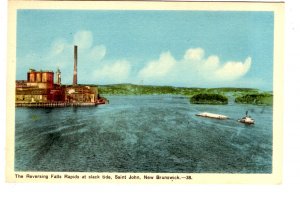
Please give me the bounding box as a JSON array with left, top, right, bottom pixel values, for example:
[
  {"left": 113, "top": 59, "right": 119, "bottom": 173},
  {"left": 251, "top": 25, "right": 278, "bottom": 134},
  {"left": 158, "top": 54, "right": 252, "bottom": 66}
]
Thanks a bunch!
[
  {"left": 19, "top": 31, "right": 252, "bottom": 87},
  {"left": 137, "top": 48, "right": 252, "bottom": 87},
  {"left": 93, "top": 60, "right": 132, "bottom": 84},
  {"left": 138, "top": 51, "right": 176, "bottom": 79},
  {"left": 203, "top": 55, "right": 220, "bottom": 71},
  {"left": 18, "top": 30, "right": 107, "bottom": 84},
  {"left": 214, "top": 57, "right": 251, "bottom": 81},
  {"left": 184, "top": 48, "right": 204, "bottom": 60},
  {"left": 41, "top": 30, "right": 106, "bottom": 69}
]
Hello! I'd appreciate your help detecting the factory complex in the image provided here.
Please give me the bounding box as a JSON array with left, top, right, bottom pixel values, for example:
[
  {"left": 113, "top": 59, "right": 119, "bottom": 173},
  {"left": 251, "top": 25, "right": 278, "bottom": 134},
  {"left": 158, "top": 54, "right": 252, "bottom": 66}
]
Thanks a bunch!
[{"left": 15, "top": 45, "right": 107, "bottom": 107}]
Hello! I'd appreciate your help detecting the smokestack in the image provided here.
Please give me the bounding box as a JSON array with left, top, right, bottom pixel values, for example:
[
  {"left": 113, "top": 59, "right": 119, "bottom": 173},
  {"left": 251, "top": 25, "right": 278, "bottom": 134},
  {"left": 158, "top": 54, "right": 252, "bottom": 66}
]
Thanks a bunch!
[{"left": 73, "top": 45, "right": 78, "bottom": 85}]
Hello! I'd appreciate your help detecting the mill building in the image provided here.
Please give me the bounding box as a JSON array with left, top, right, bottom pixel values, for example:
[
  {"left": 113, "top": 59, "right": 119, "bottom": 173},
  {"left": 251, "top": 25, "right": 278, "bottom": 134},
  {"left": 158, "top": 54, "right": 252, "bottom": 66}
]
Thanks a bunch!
[{"left": 15, "top": 45, "right": 107, "bottom": 107}]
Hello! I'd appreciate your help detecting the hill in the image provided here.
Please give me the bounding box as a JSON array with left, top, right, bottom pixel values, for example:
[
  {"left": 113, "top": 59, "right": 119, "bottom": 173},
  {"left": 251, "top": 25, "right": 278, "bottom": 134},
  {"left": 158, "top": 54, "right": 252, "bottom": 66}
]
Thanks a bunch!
[
  {"left": 97, "top": 84, "right": 272, "bottom": 105},
  {"left": 98, "top": 83, "right": 259, "bottom": 96}
]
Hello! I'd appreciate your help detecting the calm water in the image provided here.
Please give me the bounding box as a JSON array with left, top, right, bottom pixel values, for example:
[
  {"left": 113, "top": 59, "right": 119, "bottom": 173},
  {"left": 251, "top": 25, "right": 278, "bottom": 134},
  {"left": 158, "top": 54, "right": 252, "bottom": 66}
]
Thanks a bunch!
[{"left": 15, "top": 95, "right": 272, "bottom": 173}]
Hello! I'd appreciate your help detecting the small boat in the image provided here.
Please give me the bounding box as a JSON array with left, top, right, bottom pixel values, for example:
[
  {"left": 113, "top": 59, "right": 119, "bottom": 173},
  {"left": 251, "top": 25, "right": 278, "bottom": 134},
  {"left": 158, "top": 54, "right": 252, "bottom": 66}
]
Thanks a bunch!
[
  {"left": 238, "top": 111, "right": 254, "bottom": 124},
  {"left": 196, "top": 112, "right": 228, "bottom": 120}
]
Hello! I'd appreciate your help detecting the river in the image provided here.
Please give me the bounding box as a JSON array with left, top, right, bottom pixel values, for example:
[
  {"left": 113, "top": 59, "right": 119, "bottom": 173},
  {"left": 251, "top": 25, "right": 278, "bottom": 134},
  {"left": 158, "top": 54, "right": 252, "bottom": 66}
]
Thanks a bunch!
[{"left": 15, "top": 95, "right": 272, "bottom": 173}]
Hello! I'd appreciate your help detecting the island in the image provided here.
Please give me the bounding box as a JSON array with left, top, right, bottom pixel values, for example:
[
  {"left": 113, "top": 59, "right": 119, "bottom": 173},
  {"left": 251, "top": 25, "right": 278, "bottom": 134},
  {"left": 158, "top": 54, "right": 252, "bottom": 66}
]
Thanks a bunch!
[
  {"left": 234, "top": 93, "right": 273, "bottom": 105},
  {"left": 190, "top": 93, "right": 228, "bottom": 105}
]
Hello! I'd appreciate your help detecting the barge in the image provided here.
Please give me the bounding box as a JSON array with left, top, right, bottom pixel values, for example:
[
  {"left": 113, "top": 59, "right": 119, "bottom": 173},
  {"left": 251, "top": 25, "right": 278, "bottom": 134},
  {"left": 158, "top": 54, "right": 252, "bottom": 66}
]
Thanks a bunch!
[{"left": 196, "top": 112, "right": 229, "bottom": 120}]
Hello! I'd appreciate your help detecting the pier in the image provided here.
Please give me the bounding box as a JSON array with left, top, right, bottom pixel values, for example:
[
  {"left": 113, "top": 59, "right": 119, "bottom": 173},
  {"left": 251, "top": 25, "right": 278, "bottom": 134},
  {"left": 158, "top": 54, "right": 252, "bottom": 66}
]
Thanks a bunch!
[{"left": 16, "top": 102, "right": 99, "bottom": 108}]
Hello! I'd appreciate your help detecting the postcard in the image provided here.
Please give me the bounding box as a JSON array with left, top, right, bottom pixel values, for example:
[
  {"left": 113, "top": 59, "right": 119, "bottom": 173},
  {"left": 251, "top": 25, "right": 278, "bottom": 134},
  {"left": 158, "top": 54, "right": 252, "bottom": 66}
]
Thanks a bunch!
[{"left": 6, "top": 1, "right": 284, "bottom": 183}]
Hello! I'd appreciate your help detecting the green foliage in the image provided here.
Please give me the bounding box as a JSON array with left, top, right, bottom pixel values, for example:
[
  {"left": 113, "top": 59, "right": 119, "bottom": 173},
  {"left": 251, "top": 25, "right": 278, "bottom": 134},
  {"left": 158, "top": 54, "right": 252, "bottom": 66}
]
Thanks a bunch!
[
  {"left": 208, "top": 87, "right": 259, "bottom": 92},
  {"left": 190, "top": 93, "right": 228, "bottom": 105},
  {"left": 234, "top": 93, "right": 273, "bottom": 105},
  {"left": 98, "top": 84, "right": 207, "bottom": 96},
  {"left": 97, "top": 83, "right": 271, "bottom": 106}
]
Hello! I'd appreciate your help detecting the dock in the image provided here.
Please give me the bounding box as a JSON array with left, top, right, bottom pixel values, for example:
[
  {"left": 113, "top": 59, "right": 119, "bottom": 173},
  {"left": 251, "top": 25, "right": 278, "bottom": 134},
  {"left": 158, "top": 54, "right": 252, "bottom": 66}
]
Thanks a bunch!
[{"left": 16, "top": 102, "right": 101, "bottom": 108}]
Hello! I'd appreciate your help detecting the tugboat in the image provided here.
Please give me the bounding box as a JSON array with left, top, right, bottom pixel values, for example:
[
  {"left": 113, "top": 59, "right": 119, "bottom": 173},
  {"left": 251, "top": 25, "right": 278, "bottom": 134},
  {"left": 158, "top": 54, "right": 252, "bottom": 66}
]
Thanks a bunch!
[{"left": 238, "top": 111, "right": 254, "bottom": 124}]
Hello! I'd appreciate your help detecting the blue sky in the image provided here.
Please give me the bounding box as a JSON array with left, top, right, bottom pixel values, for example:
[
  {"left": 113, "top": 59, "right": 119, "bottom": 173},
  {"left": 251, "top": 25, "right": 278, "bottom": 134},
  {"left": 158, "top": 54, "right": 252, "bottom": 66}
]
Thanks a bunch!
[{"left": 17, "top": 10, "right": 274, "bottom": 90}]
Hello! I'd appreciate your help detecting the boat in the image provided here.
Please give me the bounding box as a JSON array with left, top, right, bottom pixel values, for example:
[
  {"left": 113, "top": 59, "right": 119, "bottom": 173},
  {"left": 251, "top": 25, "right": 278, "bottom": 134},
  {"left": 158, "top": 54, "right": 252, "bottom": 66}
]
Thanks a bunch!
[
  {"left": 196, "top": 112, "right": 228, "bottom": 120},
  {"left": 238, "top": 111, "right": 255, "bottom": 124}
]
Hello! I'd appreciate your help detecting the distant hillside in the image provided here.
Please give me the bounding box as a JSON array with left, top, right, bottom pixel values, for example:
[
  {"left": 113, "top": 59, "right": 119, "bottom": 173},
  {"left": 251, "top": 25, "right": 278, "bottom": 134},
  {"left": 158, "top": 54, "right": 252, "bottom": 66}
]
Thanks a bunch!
[{"left": 98, "top": 83, "right": 260, "bottom": 96}]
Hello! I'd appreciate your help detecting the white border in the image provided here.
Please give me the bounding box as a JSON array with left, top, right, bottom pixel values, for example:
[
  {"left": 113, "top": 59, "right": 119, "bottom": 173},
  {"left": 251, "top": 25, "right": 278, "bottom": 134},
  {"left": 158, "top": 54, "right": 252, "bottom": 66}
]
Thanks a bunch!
[
  {"left": 1, "top": 0, "right": 300, "bottom": 196},
  {"left": 6, "top": 0, "right": 284, "bottom": 184}
]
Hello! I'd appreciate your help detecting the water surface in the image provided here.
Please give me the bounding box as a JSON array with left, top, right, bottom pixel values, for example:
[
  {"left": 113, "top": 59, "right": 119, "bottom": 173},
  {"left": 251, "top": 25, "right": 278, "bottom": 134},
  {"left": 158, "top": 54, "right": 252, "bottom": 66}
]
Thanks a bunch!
[{"left": 15, "top": 95, "right": 272, "bottom": 173}]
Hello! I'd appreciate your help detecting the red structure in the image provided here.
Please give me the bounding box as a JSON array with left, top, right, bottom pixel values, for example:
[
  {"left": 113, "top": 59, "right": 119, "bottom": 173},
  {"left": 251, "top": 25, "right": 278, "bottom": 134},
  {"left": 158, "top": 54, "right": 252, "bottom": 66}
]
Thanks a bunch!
[
  {"left": 15, "top": 45, "right": 108, "bottom": 107},
  {"left": 26, "top": 69, "right": 54, "bottom": 89}
]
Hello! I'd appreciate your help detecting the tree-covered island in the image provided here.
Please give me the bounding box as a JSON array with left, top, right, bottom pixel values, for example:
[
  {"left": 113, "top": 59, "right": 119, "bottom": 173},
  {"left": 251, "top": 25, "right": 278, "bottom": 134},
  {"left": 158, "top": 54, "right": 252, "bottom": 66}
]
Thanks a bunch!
[
  {"left": 190, "top": 93, "right": 228, "bottom": 105},
  {"left": 235, "top": 93, "right": 273, "bottom": 105}
]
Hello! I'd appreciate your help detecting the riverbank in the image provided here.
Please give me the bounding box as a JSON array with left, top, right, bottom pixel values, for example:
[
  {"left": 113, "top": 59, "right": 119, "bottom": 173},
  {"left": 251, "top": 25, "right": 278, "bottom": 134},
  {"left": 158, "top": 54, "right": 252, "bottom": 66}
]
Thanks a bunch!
[
  {"left": 98, "top": 84, "right": 262, "bottom": 96},
  {"left": 97, "top": 84, "right": 272, "bottom": 105}
]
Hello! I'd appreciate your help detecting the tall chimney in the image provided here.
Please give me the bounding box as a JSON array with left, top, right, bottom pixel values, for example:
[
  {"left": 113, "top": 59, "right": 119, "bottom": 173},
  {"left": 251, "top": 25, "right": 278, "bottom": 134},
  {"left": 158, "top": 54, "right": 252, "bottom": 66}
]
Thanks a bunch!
[{"left": 73, "top": 45, "right": 78, "bottom": 85}]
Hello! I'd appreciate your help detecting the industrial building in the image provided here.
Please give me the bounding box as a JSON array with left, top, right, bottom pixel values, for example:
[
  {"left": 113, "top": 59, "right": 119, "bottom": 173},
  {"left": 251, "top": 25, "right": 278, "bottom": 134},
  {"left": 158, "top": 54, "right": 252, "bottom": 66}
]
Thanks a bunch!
[{"left": 15, "top": 45, "right": 107, "bottom": 107}]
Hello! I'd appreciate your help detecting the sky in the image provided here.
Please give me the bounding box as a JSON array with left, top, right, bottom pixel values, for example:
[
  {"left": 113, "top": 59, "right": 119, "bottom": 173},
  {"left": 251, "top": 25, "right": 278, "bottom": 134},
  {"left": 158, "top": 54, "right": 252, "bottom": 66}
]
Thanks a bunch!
[{"left": 17, "top": 10, "right": 274, "bottom": 90}]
